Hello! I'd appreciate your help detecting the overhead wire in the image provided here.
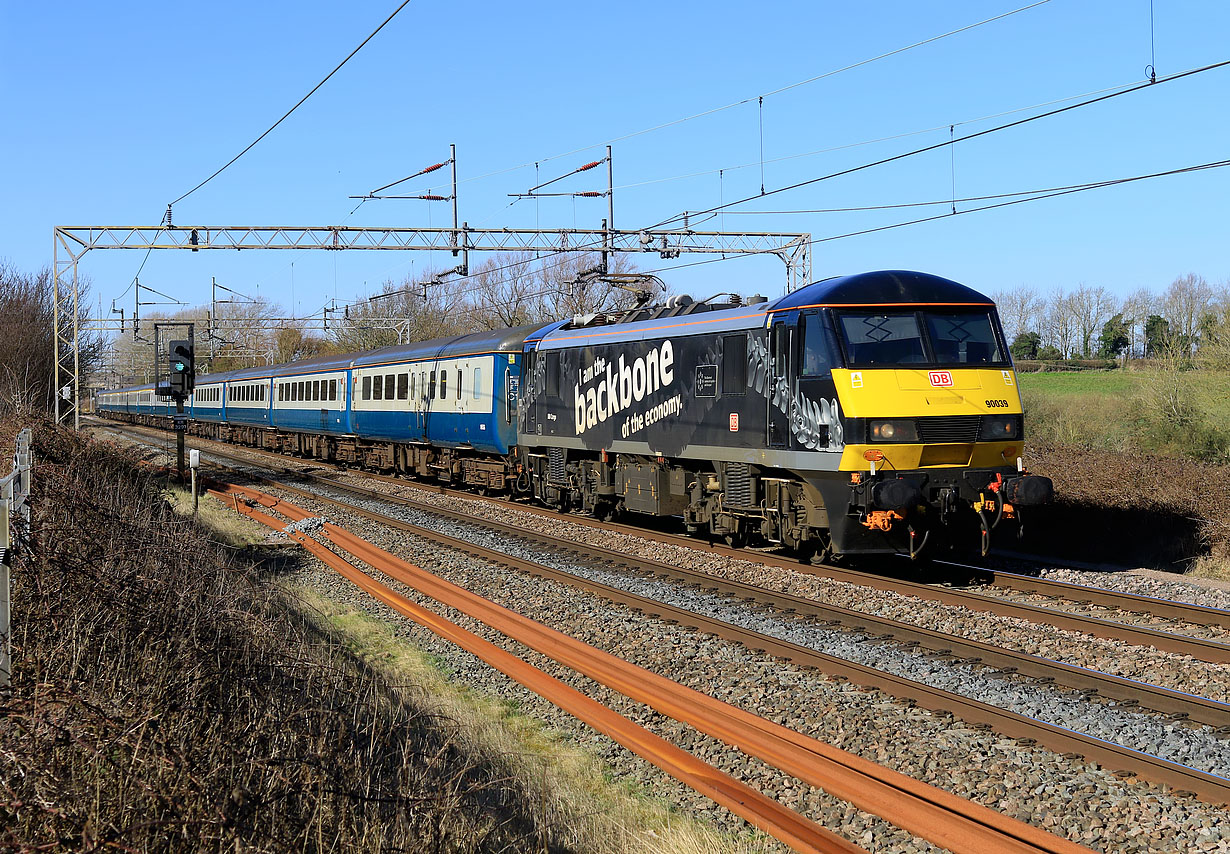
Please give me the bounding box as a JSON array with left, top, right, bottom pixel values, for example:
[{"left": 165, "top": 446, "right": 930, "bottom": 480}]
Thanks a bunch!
[
  {"left": 633, "top": 156, "right": 1230, "bottom": 278},
  {"left": 645, "top": 57, "right": 1230, "bottom": 231},
  {"left": 413, "top": 0, "right": 1055, "bottom": 194},
  {"left": 168, "top": 0, "right": 413, "bottom": 208}
]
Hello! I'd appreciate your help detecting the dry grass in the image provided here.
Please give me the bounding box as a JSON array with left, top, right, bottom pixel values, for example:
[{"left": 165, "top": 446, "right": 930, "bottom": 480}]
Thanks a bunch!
[
  {"left": 163, "top": 485, "right": 270, "bottom": 548},
  {"left": 286, "top": 587, "right": 783, "bottom": 854}
]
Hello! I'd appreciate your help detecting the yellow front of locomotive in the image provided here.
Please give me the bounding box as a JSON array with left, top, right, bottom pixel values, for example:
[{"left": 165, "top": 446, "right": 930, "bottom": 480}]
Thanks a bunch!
[{"left": 801, "top": 287, "right": 1053, "bottom": 557}]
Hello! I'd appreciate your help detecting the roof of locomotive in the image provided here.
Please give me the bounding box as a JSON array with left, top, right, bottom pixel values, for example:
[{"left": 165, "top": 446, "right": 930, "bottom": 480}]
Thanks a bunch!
[{"left": 771, "top": 270, "right": 994, "bottom": 312}]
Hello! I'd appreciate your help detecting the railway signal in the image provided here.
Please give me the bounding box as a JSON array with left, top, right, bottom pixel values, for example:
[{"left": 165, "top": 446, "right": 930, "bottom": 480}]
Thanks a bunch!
[{"left": 168, "top": 339, "right": 195, "bottom": 397}]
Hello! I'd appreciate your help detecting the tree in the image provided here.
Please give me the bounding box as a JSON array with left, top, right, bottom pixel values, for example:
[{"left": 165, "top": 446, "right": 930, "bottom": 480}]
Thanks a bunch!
[
  {"left": 1097, "top": 313, "right": 1130, "bottom": 359},
  {"left": 1144, "top": 314, "right": 1171, "bottom": 357},
  {"left": 1036, "top": 344, "right": 1062, "bottom": 360},
  {"left": 1069, "top": 283, "right": 1116, "bottom": 357},
  {"left": 992, "top": 286, "right": 1045, "bottom": 346},
  {"left": 1120, "top": 286, "right": 1156, "bottom": 359},
  {"left": 1161, "top": 273, "right": 1213, "bottom": 354},
  {"left": 1010, "top": 331, "right": 1041, "bottom": 360},
  {"left": 0, "top": 263, "right": 104, "bottom": 414},
  {"left": 1040, "top": 286, "right": 1078, "bottom": 358}
]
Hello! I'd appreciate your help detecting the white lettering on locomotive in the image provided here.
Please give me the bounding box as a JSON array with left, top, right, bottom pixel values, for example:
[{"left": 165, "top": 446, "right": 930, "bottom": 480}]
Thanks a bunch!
[{"left": 574, "top": 340, "right": 675, "bottom": 434}]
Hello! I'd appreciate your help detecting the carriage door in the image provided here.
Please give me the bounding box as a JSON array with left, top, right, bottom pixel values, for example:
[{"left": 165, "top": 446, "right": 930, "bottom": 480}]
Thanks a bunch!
[{"left": 767, "top": 321, "right": 792, "bottom": 449}]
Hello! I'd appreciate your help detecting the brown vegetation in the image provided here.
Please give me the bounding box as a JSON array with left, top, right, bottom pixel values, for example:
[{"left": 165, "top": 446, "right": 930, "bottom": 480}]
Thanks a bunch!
[
  {"left": 1023, "top": 439, "right": 1229, "bottom": 572},
  {"left": 0, "top": 263, "right": 103, "bottom": 416},
  {"left": 0, "top": 420, "right": 581, "bottom": 852}
]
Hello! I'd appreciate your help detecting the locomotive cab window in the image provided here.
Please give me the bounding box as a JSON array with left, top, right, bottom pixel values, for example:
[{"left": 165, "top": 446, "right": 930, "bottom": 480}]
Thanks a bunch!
[
  {"left": 836, "top": 309, "right": 1009, "bottom": 367},
  {"left": 924, "top": 311, "right": 1005, "bottom": 364},
  {"left": 802, "top": 312, "right": 839, "bottom": 377},
  {"left": 837, "top": 312, "right": 926, "bottom": 366}
]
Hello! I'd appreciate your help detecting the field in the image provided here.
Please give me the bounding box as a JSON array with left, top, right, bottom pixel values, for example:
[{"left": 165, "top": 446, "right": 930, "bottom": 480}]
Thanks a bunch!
[{"left": 1020, "top": 367, "right": 1230, "bottom": 463}]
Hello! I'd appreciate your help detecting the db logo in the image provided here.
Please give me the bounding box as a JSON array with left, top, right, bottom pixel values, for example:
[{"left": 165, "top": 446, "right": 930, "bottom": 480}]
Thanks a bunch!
[
  {"left": 729, "top": 413, "right": 740, "bottom": 432},
  {"left": 928, "top": 370, "right": 954, "bottom": 387}
]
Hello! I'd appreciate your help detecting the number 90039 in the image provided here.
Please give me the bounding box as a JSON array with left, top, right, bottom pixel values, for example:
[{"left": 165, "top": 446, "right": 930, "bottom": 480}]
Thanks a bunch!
[{"left": 985, "top": 399, "right": 1010, "bottom": 408}]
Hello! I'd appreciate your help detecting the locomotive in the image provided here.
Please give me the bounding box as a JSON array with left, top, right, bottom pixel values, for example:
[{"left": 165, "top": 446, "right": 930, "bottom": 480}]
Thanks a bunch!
[{"left": 97, "top": 270, "right": 1053, "bottom": 559}]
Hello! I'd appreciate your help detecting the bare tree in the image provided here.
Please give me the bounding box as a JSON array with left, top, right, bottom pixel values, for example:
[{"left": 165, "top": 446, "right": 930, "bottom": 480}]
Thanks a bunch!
[
  {"left": 1120, "top": 286, "right": 1156, "bottom": 359},
  {"left": 1068, "top": 283, "right": 1117, "bottom": 357},
  {"left": 1162, "top": 273, "right": 1214, "bottom": 353},
  {"left": 992, "top": 285, "right": 1046, "bottom": 344},
  {"left": 1040, "top": 286, "right": 1079, "bottom": 358},
  {"left": 0, "top": 263, "right": 104, "bottom": 414}
]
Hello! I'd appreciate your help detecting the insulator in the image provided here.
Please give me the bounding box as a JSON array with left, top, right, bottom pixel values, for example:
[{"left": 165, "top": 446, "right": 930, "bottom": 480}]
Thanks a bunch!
[
  {"left": 421, "top": 162, "right": 445, "bottom": 174},
  {"left": 577, "top": 160, "right": 603, "bottom": 172},
  {"left": 419, "top": 194, "right": 447, "bottom": 201},
  {"left": 574, "top": 191, "right": 603, "bottom": 197}
]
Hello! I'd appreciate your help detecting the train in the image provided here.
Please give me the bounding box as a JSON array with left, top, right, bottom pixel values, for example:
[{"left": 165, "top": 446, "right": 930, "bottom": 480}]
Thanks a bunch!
[{"left": 97, "top": 270, "right": 1053, "bottom": 560}]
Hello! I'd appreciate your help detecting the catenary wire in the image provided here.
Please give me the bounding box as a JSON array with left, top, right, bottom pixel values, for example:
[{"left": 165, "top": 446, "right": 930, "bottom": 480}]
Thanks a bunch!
[
  {"left": 389, "top": 0, "right": 1054, "bottom": 194},
  {"left": 644, "top": 58, "right": 1230, "bottom": 231},
  {"left": 168, "top": 0, "right": 413, "bottom": 208},
  {"left": 633, "top": 157, "right": 1230, "bottom": 278}
]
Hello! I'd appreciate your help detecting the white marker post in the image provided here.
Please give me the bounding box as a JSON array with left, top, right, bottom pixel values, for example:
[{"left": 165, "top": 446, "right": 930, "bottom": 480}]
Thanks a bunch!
[{"left": 189, "top": 449, "right": 200, "bottom": 513}]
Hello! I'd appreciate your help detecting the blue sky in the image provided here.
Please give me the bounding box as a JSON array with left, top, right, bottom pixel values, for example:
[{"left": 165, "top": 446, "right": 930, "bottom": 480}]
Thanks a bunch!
[{"left": 2, "top": 0, "right": 1227, "bottom": 321}]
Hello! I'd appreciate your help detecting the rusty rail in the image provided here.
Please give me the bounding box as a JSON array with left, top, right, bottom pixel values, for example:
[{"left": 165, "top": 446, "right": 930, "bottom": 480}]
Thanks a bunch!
[{"left": 213, "top": 480, "right": 1093, "bottom": 854}]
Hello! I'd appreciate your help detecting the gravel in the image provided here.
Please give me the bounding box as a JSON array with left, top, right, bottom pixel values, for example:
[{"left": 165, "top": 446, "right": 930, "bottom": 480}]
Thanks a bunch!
[
  {"left": 259, "top": 480, "right": 1230, "bottom": 854},
  {"left": 93, "top": 426, "right": 1230, "bottom": 852}
]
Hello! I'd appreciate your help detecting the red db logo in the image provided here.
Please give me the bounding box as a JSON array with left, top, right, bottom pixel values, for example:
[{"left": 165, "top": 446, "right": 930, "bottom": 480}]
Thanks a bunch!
[
  {"left": 729, "top": 413, "right": 740, "bottom": 432},
  {"left": 928, "top": 370, "right": 953, "bottom": 387}
]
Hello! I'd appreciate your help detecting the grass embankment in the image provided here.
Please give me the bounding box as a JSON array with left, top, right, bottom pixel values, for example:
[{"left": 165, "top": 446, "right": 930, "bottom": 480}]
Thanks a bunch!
[
  {"left": 1, "top": 422, "right": 767, "bottom": 853},
  {"left": 1018, "top": 368, "right": 1230, "bottom": 578}
]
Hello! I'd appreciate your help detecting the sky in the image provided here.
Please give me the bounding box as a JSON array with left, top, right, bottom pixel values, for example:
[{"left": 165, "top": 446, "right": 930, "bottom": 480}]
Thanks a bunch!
[{"left": 2, "top": 0, "right": 1228, "bottom": 325}]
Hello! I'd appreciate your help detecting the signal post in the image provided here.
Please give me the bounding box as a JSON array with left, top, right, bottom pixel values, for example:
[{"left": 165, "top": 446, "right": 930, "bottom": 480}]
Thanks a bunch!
[{"left": 154, "top": 324, "right": 196, "bottom": 482}]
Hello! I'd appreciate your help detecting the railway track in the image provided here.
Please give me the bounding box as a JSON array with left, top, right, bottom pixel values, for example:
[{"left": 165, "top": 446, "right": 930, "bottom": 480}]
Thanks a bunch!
[
  {"left": 213, "top": 477, "right": 1094, "bottom": 854},
  {"left": 94, "top": 421, "right": 1230, "bottom": 799},
  {"left": 96, "top": 417, "right": 1230, "bottom": 650}
]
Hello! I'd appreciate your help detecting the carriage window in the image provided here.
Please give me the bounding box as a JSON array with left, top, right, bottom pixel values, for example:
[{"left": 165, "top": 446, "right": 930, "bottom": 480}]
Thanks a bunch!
[
  {"left": 722, "top": 334, "right": 746, "bottom": 393},
  {"left": 362, "top": 376, "right": 371, "bottom": 400},
  {"left": 397, "top": 373, "right": 408, "bottom": 400},
  {"left": 457, "top": 369, "right": 462, "bottom": 400},
  {"left": 440, "top": 370, "right": 447, "bottom": 399},
  {"left": 410, "top": 373, "right": 416, "bottom": 400},
  {"left": 473, "top": 367, "right": 481, "bottom": 399},
  {"left": 373, "top": 375, "right": 383, "bottom": 400},
  {"left": 330, "top": 379, "right": 338, "bottom": 401},
  {"left": 429, "top": 371, "right": 436, "bottom": 399},
  {"left": 278, "top": 384, "right": 284, "bottom": 401},
  {"left": 384, "top": 374, "right": 395, "bottom": 400},
  {"left": 923, "top": 311, "right": 1005, "bottom": 365}
]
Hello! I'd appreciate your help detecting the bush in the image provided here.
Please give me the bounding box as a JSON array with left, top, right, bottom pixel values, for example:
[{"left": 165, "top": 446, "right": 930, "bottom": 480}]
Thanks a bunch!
[{"left": 0, "top": 421, "right": 572, "bottom": 852}]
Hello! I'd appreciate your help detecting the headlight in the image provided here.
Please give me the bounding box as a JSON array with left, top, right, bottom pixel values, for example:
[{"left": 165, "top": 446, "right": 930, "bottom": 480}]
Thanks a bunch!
[
  {"left": 869, "top": 419, "right": 918, "bottom": 442},
  {"left": 979, "top": 416, "right": 1020, "bottom": 440}
]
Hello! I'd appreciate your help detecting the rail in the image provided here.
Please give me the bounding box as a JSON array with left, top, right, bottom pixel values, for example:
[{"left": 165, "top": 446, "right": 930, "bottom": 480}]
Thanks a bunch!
[{"left": 1, "top": 427, "right": 33, "bottom": 688}]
